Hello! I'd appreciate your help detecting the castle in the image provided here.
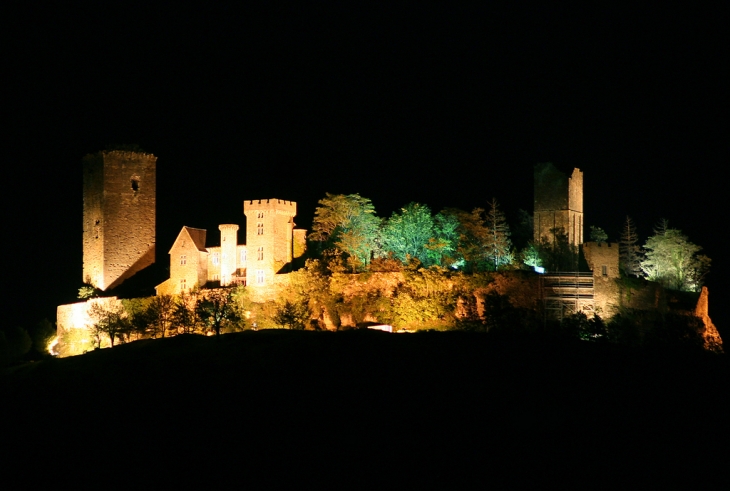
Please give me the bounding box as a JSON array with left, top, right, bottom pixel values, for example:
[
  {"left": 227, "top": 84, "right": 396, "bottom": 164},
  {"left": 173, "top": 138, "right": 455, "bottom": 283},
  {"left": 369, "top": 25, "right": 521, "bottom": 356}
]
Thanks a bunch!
[
  {"left": 55, "top": 153, "right": 722, "bottom": 353},
  {"left": 155, "top": 199, "right": 307, "bottom": 299}
]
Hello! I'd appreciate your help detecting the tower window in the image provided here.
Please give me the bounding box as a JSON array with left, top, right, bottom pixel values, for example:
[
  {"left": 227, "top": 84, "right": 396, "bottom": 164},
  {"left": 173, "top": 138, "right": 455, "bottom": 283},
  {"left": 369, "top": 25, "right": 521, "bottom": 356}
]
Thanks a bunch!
[
  {"left": 131, "top": 179, "right": 139, "bottom": 192},
  {"left": 241, "top": 250, "right": 247, "bottom": 263},
  {"left": 180, "top": 278, "right": 187, "bottom": 291},
  {"left": 212, "top": 253, "right": 220, "bottom": 265},
  {"left": 256, "top": 270, "right": 265, "bottom": 284},
  {"left": 257, "top": 223, "right": 264, "bottom": 235},
  {"left": 257, "top": 247, "right": 263, "bottom": 260},
  {"left": 601, "top": 265, "right": 607, "bottom": 277},
  {"left": 180, "top": 255, "right": 186, "bottom": 265}
]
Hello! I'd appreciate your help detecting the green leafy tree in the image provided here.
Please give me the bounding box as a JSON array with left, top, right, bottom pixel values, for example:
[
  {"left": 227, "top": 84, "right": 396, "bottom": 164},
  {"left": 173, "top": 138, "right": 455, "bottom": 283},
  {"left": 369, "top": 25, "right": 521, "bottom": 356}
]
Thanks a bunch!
[
  {"left": 273, "top": 300, "right": 310, "bottom": 330},
  {"left": 380, "top": 202, "right": 435, "bottom": 265},
  {"left": 442, "top": 208, "right": 490, "bottom": 272},
  {"left": 640, "top": 221, "right": 710, "bottom": 291},
  {"left": 426, "top": 211, "right": 460, "bottom": 267},
  {"left": 311, "top": 193, "right": 380, "bottom": 271},
  {"left": 619, "top": 216, "right": 641, "bottom": 277},
  {"left": 589, "top": 226, "right": 608, "bottom": 244},
  {"left": 78, "top": 285, "right": 99, "bottom": 299},
  {"left": 520, "top": 241, "right": 543, "bottom": 270},
  {"left": 485, "top": 198, "right": 513, "bottom": 270}
]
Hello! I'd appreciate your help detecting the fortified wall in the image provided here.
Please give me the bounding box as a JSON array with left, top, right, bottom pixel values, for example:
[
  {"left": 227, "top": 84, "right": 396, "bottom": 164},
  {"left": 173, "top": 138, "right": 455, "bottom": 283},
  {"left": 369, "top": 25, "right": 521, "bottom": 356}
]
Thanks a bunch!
[
  {"left": 82, "top": 150, "right": 156, "bottom": 290},
  {"left": 582, "top": 242, "right": 621, "bottom": 315}
]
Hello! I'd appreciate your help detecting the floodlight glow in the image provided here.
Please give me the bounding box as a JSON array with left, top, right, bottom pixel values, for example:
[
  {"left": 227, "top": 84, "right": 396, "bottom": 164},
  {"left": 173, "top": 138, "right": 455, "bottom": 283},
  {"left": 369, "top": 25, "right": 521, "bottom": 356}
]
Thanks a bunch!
[{"left": 534, "top": 266, "right": 545, "bottom": 274}]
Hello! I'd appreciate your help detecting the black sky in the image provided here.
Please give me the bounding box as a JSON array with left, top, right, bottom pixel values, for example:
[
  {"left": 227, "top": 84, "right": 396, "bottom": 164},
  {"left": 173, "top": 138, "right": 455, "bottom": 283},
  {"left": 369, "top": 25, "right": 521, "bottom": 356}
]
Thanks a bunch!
[{"left": 4, "top": 4, "right": 727, "bottom": 328}]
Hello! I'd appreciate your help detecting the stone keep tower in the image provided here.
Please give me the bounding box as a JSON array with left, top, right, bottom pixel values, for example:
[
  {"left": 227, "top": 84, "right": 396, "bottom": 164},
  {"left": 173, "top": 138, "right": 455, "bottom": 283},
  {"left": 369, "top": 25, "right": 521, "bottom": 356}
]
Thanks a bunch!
[
  {"left": 533, "top": 162, "right": 583, "bottom": 248},
  {"left": 82, "top": 150, "right": 156, "bottom": 290},
  {"left": 243, "top": 199, "right": 296, "bottom": 287}
]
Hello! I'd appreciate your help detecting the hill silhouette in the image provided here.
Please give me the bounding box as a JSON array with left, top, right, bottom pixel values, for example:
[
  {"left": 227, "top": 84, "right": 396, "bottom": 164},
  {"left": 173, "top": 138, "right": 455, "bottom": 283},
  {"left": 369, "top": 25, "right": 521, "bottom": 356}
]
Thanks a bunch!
[{"left": 3, "top": 331, "right": 729, "bottom": 486}]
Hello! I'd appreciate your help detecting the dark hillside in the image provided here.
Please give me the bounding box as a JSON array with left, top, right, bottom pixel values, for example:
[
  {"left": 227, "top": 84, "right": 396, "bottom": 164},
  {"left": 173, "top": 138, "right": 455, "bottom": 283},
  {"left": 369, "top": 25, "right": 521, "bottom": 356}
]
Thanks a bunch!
[{"left": 3, "top": 331, "right": 729, "bottom": 486}]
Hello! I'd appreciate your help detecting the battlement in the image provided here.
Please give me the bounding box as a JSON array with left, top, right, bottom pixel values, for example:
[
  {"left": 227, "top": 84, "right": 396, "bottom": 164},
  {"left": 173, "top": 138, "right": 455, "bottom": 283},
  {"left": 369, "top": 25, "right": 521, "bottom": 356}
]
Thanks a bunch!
[
  {"left": 244, "top": 199, "right": 297, "bottom": 215},
  {"left": 218, "top": 224, "right": 240, "bottom": 231}
]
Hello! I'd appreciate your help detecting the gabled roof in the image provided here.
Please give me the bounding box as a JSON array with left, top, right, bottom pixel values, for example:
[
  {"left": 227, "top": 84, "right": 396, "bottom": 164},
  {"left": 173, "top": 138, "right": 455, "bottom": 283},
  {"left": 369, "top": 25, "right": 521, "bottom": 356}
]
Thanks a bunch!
[{"left": 168, "top": 226, "right": 208, "bottom": 254}]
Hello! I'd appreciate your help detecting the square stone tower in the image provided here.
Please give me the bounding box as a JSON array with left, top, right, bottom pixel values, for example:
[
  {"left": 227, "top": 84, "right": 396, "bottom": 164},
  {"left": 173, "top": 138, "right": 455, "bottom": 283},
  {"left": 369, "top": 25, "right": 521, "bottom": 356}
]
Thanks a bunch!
[
  {"left": 243, "top": 199, "right": 297, "bottom": 288},
  {"left": 533, "top": 162, "right": 583, "bottom": 248},
  {"left": 82, "top": 150, "right": 156, "bottom": 290}
]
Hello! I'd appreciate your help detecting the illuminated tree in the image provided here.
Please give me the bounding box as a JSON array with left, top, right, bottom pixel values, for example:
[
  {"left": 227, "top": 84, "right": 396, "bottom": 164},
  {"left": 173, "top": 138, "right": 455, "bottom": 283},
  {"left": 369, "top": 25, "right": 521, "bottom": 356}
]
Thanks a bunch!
[
  {"left": 311, "top": 193, "right": 380, "bottom": 271},
  {"left": 619, "top": 216, "right": 641, "bottom": 277},
  {"left": 88, "top": 301, "right": 129, "bottom": 348},
  {"left": 273, "top": 300, "right": 310, "bottom": 330},
  {"left": 172, "top": 291, "right": 203, "bottom": 334},
  {"left": 442, "top": 208, "right": 490, "bottom": 272},
  {"left": 78, "top": 285, "right": 99, "bottom": 299},
  {"left": 520, "top": 241, "right": 543, "bottom": 269},
  {"left": 640, "top": 221, "right": 710, "bottom": 291},
  {"left": 426, "top": 211, "right": 460, "bottom": 268},
  {"left": 144, "top": 295, "right": 176, "bottom": 338},
  {"left": 196, "top": 289, "right": 240, "bottom": 337},
  {"left": 380, "top": 202, "right": 435, "bottom": 265},
  {"left": 485, "top": 198, "right": 513, "bottom": 270}
]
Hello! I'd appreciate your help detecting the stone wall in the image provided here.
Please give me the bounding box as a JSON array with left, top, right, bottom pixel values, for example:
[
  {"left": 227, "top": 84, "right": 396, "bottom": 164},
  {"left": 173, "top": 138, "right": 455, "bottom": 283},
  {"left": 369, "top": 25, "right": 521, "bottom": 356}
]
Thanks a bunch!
[
  {"left": 583, "top": 242, "right": 620, "bottom": 316},
  {"left": 82, "top": 151, "right": 156, "bottom": 290}
]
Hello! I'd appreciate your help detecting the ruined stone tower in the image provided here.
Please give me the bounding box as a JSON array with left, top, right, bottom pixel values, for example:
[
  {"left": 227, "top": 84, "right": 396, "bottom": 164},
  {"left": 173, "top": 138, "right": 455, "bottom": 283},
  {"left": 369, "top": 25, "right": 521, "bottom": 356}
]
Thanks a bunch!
[
  {"left": 243, "top": 199, "right": 297, "bottom": 288},
  {"left": 533, "top": 162, "right": 583, "bottom": 248},
  {"left": 82, "top": 150, "right": 156, "bottom": 290}
]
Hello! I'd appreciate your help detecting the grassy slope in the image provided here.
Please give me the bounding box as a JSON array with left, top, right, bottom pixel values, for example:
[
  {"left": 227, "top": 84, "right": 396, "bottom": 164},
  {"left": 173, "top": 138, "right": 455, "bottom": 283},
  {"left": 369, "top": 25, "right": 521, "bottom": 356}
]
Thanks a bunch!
[{"left": 2, "top": 330, "right": 729, "bottom": 486}]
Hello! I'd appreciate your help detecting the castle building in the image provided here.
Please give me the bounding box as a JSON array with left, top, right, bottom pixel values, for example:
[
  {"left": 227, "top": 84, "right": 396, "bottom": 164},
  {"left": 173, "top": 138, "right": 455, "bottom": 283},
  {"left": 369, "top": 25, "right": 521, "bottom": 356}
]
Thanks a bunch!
[
  {"left": 533, "top": 162, "right": 583, "bottom": 248},
  {"left": 155, "top": 199, "right": 306, "bottom": 298},
  {"left": 82, "top": 150, "right": 156, "bottom": 290}
]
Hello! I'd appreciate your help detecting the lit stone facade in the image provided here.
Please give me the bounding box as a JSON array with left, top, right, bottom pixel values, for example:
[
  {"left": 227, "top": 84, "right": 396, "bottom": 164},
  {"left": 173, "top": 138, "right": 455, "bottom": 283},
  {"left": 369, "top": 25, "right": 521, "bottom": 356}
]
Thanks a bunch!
[
  {"left": 156, "top": 199, "right": 306, "bottom": 299},
  {"left": 582, "top": 241, "right": 621, "bottom": 315},
  {"left": 533, "top": 162, "right": 583, "bottom": 248},
  {"left": 82, "top": 150, "right": 156, "bottom": 290}
]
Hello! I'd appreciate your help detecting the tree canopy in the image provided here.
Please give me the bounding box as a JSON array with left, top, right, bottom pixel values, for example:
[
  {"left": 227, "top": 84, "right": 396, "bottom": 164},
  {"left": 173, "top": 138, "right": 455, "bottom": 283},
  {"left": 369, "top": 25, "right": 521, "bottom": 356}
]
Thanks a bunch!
[{"left": 640, "top": 222, "right": 710, "bottom": 292}]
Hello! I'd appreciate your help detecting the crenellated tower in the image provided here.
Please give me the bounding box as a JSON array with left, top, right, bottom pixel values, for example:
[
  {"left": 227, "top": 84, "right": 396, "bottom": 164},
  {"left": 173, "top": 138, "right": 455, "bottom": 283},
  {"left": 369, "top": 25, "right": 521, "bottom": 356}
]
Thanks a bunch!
[
  {"left": 243, "top": 199, "right": 297, "bottom": 287},
  {"left": 82, "top": 150, "right": 156, "bottom": 290}
]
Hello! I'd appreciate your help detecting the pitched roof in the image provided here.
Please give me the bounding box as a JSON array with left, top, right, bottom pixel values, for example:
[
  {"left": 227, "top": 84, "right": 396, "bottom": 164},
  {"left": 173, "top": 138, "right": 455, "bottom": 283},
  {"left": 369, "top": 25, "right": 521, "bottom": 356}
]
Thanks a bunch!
[{"left": 168, "top": 226, "right": 208, "bottom": 254}]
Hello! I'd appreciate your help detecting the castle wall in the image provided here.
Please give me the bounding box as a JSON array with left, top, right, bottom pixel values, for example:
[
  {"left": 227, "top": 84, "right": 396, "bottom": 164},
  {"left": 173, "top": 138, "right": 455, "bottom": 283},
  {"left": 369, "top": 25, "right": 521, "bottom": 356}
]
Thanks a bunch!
[
  {"left": 582, "top": 242, "right": 620, "bottom": 316},
  {"left": 56, "top": 297, "right": 124, "bottom": 356},
  {"left": 293, "top": 229, "right": 307, "bottom": 259},
  {"left": 82, "top": 151, "right": 156, "bottom": 290}
]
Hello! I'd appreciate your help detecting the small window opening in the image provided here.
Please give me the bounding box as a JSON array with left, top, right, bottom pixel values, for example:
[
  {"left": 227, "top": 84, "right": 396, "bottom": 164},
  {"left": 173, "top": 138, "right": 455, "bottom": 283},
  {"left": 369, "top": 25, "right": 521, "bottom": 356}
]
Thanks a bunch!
[{"left": 131, "top": 179, "right": 140, "bottom": 192}]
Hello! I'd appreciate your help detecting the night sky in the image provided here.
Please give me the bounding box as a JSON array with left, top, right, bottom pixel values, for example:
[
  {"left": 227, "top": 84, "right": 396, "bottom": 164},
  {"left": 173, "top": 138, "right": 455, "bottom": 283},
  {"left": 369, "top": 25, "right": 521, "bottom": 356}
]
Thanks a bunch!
[{"left": 5, "top": 5, "right": 727, "bottom": 329}]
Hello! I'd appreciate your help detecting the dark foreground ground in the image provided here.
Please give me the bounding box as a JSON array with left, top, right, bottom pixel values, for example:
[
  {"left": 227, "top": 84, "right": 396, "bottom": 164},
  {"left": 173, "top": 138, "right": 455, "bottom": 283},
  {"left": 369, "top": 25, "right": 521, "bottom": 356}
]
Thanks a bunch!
[{"left": 2, "top": 330, "right": 729, "bottom": 486}]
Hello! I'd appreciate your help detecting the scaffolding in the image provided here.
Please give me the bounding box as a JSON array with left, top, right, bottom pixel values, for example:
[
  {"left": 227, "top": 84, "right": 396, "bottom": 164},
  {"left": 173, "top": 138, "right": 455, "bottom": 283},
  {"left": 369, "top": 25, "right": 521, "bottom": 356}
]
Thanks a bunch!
[{"left": 540, "top": 272, "right": 594, "bottom": 321}]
